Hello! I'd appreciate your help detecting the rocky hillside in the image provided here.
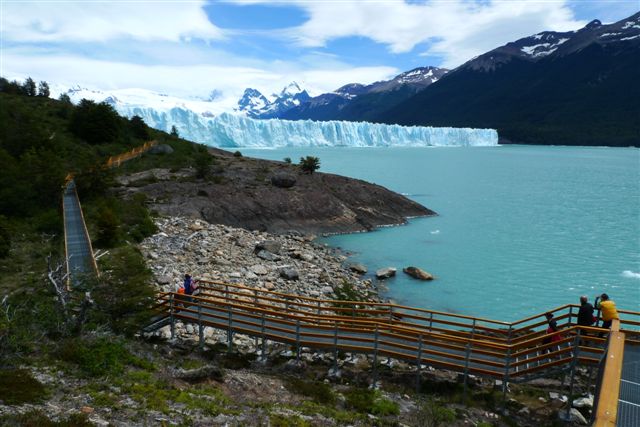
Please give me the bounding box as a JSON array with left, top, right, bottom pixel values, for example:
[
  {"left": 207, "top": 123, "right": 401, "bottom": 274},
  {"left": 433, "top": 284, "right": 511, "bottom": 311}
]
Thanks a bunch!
[{"left": 118, "top": 147, "right": 435, "bottom": 235}]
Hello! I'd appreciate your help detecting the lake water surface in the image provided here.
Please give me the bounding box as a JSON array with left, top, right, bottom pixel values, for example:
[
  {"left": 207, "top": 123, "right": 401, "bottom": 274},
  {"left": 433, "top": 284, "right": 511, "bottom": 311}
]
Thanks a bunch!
[{"left": 240, "top": 146, "right": 640, "bottom": 321}]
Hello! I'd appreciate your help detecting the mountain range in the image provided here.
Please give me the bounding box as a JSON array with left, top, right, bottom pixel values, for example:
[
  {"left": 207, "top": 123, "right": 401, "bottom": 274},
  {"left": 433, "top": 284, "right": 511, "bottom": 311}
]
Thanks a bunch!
[
  {"left": 374, "top": 12, "right": 640, "bottom": 146},
  {"left": 51, "top": 11, "right": 639, "bottom": 147}
]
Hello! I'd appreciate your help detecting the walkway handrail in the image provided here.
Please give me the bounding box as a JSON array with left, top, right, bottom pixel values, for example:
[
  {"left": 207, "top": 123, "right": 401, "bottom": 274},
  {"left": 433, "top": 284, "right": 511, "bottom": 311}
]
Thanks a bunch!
[
  {"left": 154, "top": 288, "right": 628, "bottom": 383},
  {"left": 593, "top": 319, "right": 625, "bottom": 427},
  {"left": 195, "top": 281, "right": 640, "bottom": 340}
]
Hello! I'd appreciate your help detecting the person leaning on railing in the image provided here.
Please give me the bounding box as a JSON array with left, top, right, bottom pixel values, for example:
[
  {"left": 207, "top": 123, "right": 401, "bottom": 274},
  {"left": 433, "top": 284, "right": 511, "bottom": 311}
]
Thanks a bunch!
[{"left": 595, "top": 293, "right": 619, "bottom": 330}]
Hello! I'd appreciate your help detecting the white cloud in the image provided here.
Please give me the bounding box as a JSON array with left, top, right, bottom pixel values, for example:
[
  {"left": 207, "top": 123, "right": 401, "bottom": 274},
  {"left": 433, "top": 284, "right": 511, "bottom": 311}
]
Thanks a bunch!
[
  {"left": 1, "top": 0, "right": 224, "bottom": 42},
  {"left": 248, "top": 0, "right": 585, "bottom": 68},
  {"left": 2, "top": 49, "right": 396, "bottom": 99}
]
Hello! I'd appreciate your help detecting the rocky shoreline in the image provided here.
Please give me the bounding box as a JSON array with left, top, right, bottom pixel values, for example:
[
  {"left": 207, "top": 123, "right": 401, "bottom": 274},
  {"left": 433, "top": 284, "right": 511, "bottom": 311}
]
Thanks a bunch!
[{"left": 119, "top": 148, "right": 435, "bottom": 235}]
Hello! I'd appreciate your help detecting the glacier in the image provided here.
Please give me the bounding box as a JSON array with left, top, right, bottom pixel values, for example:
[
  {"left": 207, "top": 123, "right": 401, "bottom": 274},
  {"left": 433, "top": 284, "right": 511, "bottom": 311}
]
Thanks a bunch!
[{"left": 118, "top": 106, "right": 498, "bottom": 148}]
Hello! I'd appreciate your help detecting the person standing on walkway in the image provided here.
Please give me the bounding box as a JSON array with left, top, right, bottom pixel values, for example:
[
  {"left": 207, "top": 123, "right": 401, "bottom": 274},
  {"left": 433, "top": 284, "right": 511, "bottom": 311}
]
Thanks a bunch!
[
  {"left": 595, "top": 293, "right": 619, "bottom": 330},
  {"left": 577, "top": 296, "right": 595, "bottom": 327}
]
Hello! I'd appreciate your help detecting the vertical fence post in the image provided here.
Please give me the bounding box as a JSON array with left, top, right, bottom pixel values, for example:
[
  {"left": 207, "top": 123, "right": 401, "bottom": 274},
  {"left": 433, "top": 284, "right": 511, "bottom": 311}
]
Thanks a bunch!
[
  {"left": 502, "top": 347, "right": 512, "bottom": 411},
  {"left": 428, "top": 312, "right": 433, "bottom": 333},
  {"left": 253, "top": 289, "right": 259, "bottom": 349},
  {"left": 170, "top": 293, "right": 175, "bottom": 340},
  {"left": 416, "top": 334, "right": 423, "bottom": 392},
  {"left": 227, "top": 305, "right": 233, "bottom": 353},
  {"left": 198, "top": 301, "right": 204, "bottom": 350},
  {"left": 333, "top": 323, "right": 339, "bottom": 373},
  {"left": 389, "top": 305, "right": 394, "bottom": 322},
  {"left": 317, "top": 300, "right": 321, "bottom": 316},
  {"left": 261, "top": 313, "right": 266, "bottom": 362},
  {"left": 564, "top": 329, "right": 581, "bottom": 421},
  {"left": 568, "top": 306, "right": 573, "bottom": 327},
  {"left": 296, "top": 319, "right": 301, "bottom": 362},
  {"left": 463, "top": 319, "right": 477, "bottom": 402},
  {"left": 373, "top": 324, "right": 379, "bottom": 388}
]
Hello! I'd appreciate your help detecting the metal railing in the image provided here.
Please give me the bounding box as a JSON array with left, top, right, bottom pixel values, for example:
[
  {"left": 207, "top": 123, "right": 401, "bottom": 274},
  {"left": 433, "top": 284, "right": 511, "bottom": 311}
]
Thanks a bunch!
[{"left": 150, "top": 280, "right": 640, "bottom": 394}]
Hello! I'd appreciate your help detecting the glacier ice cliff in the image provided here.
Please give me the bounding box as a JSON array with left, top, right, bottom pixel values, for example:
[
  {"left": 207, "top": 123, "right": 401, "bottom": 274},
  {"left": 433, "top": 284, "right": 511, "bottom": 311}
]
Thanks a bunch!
[{"left": 117, "top": 106, "right": 498, "bottom": 148}]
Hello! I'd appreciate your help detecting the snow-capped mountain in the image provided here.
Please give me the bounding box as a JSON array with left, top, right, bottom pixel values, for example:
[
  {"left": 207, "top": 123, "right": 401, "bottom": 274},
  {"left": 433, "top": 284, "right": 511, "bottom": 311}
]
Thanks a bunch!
[
  {"left": 379, "top": 11, "right": 640, "bottom": 147},
  {"left": 280, "top": 66, "right": 448, "bottom": 121},
  {"left": 235, "top": 82, "right": 311, "bottom": 118},
  {"left": 465, "top": 13, "right": 640, "bottom": 71}
]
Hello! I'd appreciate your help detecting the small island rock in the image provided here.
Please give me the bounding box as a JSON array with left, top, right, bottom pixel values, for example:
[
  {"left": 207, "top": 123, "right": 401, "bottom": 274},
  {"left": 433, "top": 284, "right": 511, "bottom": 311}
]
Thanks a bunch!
[
  {"left": 403, "top": 266, "right": 434, "bottom": 281},
  {"left": 376, "top": 267, "right": 396, "bottom": 279},
  {"left": 349, "top": 263, "right": 368, "bottom": 275}
]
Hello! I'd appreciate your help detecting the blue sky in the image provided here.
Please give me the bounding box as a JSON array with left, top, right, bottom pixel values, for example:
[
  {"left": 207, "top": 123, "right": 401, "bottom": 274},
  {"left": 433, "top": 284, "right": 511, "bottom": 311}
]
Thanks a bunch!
[{"left": 2, "top": 0, "right": 638, "bottom": 102}]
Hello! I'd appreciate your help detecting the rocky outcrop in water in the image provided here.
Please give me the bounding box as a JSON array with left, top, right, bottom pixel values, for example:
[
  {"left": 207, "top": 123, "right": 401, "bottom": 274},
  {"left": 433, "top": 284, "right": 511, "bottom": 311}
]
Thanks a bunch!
[{"left": 118, "top": 148, "right": 435, "bottom": 235}]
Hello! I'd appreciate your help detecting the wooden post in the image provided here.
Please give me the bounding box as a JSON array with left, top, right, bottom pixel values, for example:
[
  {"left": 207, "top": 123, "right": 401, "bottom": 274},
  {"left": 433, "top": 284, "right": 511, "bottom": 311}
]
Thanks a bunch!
[
  {"left": 373, "top": 324, "right": 379, "bottom": 387},
  {"left": 170, "top": 293, "right": 175, "bottom": 340},
  {"left": 296, "top": 319, "right": 301, "bottom": 362},
  {"left": 198, "top": 301, "right": 204, "bottom": 349},
  {"left": 416, "top": 334, "right": 423, "bottom": 392},
  {"left": 564, "top": 329, "right": 581, "bottom": 421},
  {"left": 227, "top": 305, "right": 233, "bottom": 353}
]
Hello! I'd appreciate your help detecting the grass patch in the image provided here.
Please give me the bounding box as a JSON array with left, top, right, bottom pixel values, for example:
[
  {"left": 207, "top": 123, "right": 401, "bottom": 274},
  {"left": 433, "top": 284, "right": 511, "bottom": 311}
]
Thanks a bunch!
[
  {"left": 286, "top": 379, "right": 335, "bottom": 405},
  {"left": 0, "top": 369, "right": 47, "bottom": 404},
  {"left": 0, "top": 410, "right": 92, "bottom": 427},
  {"left": 57, "top": 337, "right": 151, "bottom": 377},
  {"left": 269, "top": 413, "right": 312, "bottom": 427},
  {"left": 344, "top": 387, "right": 400, "bottom": 416}
]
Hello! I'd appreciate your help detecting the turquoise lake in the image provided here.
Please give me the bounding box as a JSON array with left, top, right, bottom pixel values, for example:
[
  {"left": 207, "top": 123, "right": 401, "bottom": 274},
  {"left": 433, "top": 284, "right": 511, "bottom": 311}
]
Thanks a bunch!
[{"left": 240, "top": 146, "right": 640, "bottom": 321}]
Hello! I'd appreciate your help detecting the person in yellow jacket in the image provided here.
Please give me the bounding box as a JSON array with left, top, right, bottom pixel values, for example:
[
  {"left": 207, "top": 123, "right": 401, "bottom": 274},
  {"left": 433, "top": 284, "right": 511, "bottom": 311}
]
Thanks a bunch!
[{"left": 596, "top": 293, "right": 619, "bottom": 329}]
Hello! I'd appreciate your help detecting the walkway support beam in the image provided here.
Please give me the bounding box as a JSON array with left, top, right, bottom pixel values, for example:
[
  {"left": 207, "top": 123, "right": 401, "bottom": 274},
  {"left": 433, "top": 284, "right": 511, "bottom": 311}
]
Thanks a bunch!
[{"left": 593, "top": 319, "right": 625, "bottom": 427}]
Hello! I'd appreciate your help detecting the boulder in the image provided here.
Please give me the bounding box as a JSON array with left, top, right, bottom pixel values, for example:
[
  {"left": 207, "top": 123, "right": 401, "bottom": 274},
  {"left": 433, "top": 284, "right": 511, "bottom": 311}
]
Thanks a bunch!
[
  {"left": 375, "top": 267, "right": 396, "bottom": 279},
  {"left": 254, "top": 240, "right": 282, "bottom": 255},
  {"left": 256, "top": 250, "right": 280, "bottom": 261},
  {"left": 156, "top": 275, "right": 172, "bottom": 285},
  {"left": 270, "top": 172, "right": 297, "bottom": 188},
  {"left": 149, "top": 144, "right": 175, "bottom": 155},
  {"left": 572, "top": 395, "right": 593, "bottom": 408},
  {"left": 349, "top": 263, "right": 368, "bottom": 274},
  {"left": 251, "top": 265, "right": 268, "bottom": 275},
  {"left": 280, "top": 268, "right": 299, "bottom": 281},
  {"left": 403, "top": 266, "right": 434, "bottom": 281},
  {"left": 172, "top": 365, "right": 224, "bottom": 382},
  {"left": 559, "top": 408, "right": 588, "bottom": 425}
]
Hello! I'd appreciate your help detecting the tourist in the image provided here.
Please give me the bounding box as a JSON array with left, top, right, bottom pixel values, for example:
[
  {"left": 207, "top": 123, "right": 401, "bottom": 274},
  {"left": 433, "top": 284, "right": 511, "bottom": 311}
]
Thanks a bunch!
[
  {"left": 542, "top": 312, "right": 562, "bottom": 353},
  {"left": 183, "top": 273, "right": 194, "bottom": 295},
  {"left": 577, "top": 296, "right": 595, "bottom": 327},
  {"left": 595, "top": 293, "right": 619, "bottom": 330}
]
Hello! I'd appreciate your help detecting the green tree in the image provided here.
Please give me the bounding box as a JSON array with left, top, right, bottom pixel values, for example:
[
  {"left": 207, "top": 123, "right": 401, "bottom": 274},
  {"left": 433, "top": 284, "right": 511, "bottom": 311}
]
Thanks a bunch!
[
  {"left": 37, "top": 81, "right": 50, "bottom": 97},
  {"left": 299, "top": 156, "right": 320, "bottom": 174},
  {"left": 22, "top": 77, "right": 36, "bottom": 96},
  {"left": 95, "top": 205, "right": 120, "bottom": 248},
  {"left": 170, "top": 125, "right": 179, "bottom": 138},
  {"left": 70, "top": 99, "right": 121, "bottom": 145},
  {"left": 58, "top": 93, "right": 72, "bottom": 104},
  {"left": 129, "top": 115, "right": 149, "bottom": 140},
  {"left": 194, "top": 146, "right": 212, "bottom": 179},
  {"left": 283, "top": 157, "right": 292, "bottom": 164}
]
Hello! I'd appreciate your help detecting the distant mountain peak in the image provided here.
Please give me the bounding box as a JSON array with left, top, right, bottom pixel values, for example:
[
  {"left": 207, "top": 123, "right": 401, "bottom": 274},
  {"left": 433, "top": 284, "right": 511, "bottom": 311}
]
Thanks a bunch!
[{"left": 585, "top": 19, "right": 602, "bottom": 30}]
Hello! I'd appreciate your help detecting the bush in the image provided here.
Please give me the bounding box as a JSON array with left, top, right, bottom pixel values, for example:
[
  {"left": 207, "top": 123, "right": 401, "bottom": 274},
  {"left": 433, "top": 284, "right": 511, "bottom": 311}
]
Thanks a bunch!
[
  {"left": 299, "top": 156, "right": 320, "bottom": 174},
  {"left": 57, "top": 337, "right": 131, "bottom": 377},
  {"left": 0, "top": 216, "right": 10, "bottom": 258},
  {"left": 89, "top": 246, "right": 155, "bottom": 335},
  {"left": 0, "top": 410, "right": 92, "bottom": 427},
  {"left": 233, "top": 150, "right": 242, "bottom": 158},
  {"left": 0, "top": 369, "right": 48, "bottom": 404},
  {"left": 286, "top": 379, "right": 335, "bottom": 404},
  {"left": 283, "top": 157, "right": 292, "bottom": 164},
  {"left": 344, "top": 388, "right": 398, "bottom": 416}
]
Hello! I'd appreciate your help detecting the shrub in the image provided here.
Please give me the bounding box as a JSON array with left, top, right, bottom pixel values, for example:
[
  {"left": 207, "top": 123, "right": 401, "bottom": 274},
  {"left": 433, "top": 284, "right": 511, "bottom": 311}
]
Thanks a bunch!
[
  {"left": 233, "top": 150, "right": 243, "bottom": 158},
  {"left": 283, "top": 157, "right": 292, "bottom": 164},
  {"left": 0, "top": 216, "right": 10, "bottom": 258},
  {"left": 0, "top": 369, "right": 48, "bottom": 404},
  {"left": 0, "top": 410, "right": 92, "bottom": 427},
  {"left": 90, "top": 246, "right": 155, "bottom": 336},
  {"left": 286, "top": 379, "right": 335, "bottom": 405},
  {"left": 299, "top": 156, "right": 320, "bottom": 174},
  {"left": 57, "top": 337, "right": 131, "bottom": 377}
]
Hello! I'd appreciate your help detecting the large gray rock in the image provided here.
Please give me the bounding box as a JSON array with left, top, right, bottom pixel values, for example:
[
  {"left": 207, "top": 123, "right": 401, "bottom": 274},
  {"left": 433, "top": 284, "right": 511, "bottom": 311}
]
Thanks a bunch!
[
  {"left": 256, "top": 250, "right": 281, "bottom": 261},
  {"left": 251, "top": 265, "right": 268, "bottom": 275},
  {"left": 376, "top": 267, "right": 396, "bottom": 279},
  {"left": 270, "top": 172, "right": 297, "bottom": 188},
  {"left": 254, "top": 240, "right": 282, "bottom": 255},
  {"left": 280, "top": 268, "right": 299, "bottom": 280},
  {"left": 403, "top": 266, "right": 434, "bottom": 281},
  {"left": 349, "top": 263, "right": 367, "bottom": 274},
  {"left": 172, "top": 365, "right": 224, "bottom": 381},
  {"left": 149, "top": 144, "right": 174, "bottom": 155},
  {"left": 572, "top": 395, "right": 593, "bottom": 408},
  {"left": 559, "top": 408, "right": 588, "bottom": 425}
]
